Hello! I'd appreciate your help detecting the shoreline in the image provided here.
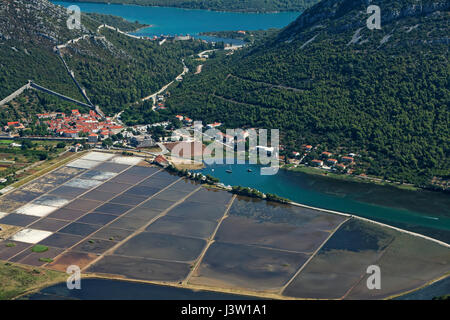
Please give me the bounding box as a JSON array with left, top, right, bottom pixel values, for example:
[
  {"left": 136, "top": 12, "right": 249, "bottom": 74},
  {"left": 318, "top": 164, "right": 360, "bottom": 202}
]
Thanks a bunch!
[
  {"left": 195, "top": 156, "right": 447, "bottom": 194},
  {"left": 168, "top": 159, "right": 450, "bottom": 246},
  {"left": 282, "top": 164, "right": 421, "bottom": 192},
  {"left": 130, "top": 25, "right": 152, "bottom": 33},
  {"left": 283, "top": 164, "right": 449, "bottom": 194},
  {"left": 54, "top": 1, "right": 302, "bottom": 14},
  {"left": 288, "top": 201, "right": 450, "bottom": 248}
]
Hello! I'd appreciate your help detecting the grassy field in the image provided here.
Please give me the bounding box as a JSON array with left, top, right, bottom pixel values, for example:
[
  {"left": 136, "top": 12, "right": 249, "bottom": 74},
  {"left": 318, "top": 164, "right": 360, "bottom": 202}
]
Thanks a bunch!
[
  {"left": 0, "top": 262, "right": 67, "bottom": 300},
  {"left": 9, "top": 149, "right": 86, "bottom": 189},
  {"left": 0, "top": 140, "right": 74, "bottom": 188}
]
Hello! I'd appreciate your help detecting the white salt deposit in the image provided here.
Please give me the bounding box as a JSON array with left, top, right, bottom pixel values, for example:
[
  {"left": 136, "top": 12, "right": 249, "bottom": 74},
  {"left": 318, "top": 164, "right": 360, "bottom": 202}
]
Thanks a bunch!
[
  {"left": 66, "top": 159, "right": 100, "bottom": 169},
  {"left": 83, "top": 171, "right": 117, "bottom": 181},
  {"left": 109, "top": 156, "right": 142, "bottom": 165},
  {"left": 15, "top": 204, "right": 58, "bottom": 217},
  {"left": 65, "top": 178, "right": 103, "bottom": 189},
  {"left": 33, "top": 196, "right": 70, "bottom": 208},
  {"left": 10, "top": 228, "right": 53, "bottom": 244},
  {"left": 81, "top": 152, "right": 115, "bottom": 162}
]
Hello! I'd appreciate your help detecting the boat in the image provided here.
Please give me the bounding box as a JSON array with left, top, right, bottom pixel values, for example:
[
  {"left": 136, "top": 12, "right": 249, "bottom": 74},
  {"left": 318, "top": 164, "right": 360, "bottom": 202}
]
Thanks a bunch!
[
  {"left": 226, "top": 169, "right": 232, "bottom": 174},
  {"left": 247, "top": 169, "right": 253, "bottom": 172}
]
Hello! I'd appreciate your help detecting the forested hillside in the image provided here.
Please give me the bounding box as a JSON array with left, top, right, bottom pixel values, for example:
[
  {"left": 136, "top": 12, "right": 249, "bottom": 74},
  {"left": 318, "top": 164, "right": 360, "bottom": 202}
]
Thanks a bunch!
[
  {"left": 165, "top": 0, "right": 450, "bottom": 185},
  {"left": 68, "top": 0, "right": 320, "bottom": 13},
  {"left": 0, "top": 0, "right": 87, "bottom": 100},
  {"left": 85, "top": 13, "right": 148, "bottom": 32},
  {"left": 62, "top": 28, "right": 210, "bottom": 114},
  {"left": 0, "top": 0, "right": 211, "bottom": 117}
]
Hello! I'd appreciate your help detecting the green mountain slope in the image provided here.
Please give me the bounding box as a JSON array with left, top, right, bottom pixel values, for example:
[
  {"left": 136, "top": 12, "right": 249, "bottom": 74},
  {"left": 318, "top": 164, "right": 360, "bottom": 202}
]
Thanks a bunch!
[
  {"left": 0, "top": 0, "right": 210, "bottom": 119},
  {"left": 166, "top": 0, "right": 449, "bottom": 186},
  {"left": 0, "top": 0, "right": 87, "bottom": 100},
  {"left": 68, "top": 0, "right": 320, "bottom": 13},
  {"left": 0, "top": 0, "right": 143, "bottom": 100}
]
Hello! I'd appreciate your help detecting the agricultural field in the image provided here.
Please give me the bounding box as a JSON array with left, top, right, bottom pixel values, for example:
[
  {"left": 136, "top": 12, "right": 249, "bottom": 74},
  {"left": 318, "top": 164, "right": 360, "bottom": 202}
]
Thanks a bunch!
[{"left": 0, "top": 140, "right": 70, "bottom": 189}]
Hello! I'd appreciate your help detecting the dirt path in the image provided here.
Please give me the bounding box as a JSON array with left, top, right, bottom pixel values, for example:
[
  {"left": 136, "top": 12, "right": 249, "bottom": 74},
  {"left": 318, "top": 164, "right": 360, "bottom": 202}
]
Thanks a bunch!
[{"left": 195, "top": 64, "right": 203, "bottom": 74}]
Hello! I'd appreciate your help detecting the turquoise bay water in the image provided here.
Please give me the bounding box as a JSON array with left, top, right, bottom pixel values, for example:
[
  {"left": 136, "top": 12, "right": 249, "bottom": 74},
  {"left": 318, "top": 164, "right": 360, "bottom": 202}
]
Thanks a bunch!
[
  {"left": 197, "top": 162, "right": 450, "bottom": 243},
  {"left": 53, "top": 1, "right": 299, "bottom": 42}
]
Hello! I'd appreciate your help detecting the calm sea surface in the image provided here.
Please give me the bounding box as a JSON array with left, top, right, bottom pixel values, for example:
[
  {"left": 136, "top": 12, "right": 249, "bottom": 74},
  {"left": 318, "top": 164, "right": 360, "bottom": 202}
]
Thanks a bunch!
[{"left": 52, "top": 1, "right": 300, "bottom": 44}]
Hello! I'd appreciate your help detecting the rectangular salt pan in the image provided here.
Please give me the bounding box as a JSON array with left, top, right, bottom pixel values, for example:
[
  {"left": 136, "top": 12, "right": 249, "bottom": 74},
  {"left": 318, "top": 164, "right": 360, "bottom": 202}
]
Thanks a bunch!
[
  {"left": 81, "top": 152, "right": 115, "bottom": 162},
  {"left": 66, "top": 159, "right": 99, "bottom": 169},
  {"left": 65, "top": 179, "right": 103, "bottom": 189},
  {"left": 81, "top": 170, "right": 117, "bottom": 181},
  {"left": 109, "top": 156, "right": 142, "bottom": 165},
  {"left": 16, "top": 204, "right": 58, "bottom": 217},
  {"left": 10, "top": 228, "right": 53, "bottom": 244},
  {"left": 33, "top": 196, "right": 70, "bottom": 208}
]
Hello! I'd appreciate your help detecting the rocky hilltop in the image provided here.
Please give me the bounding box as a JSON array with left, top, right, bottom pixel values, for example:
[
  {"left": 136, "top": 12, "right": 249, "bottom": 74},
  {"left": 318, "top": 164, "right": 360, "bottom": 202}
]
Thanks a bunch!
[{"left": 0, "top": 0, "right": 88, "bottom": 44}]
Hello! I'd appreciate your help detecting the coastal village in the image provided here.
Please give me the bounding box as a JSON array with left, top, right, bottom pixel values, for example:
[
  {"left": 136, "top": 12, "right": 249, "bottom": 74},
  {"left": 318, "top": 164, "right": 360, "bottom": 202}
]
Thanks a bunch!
[
  {"left": 0, "top": 27, "right": 446, "bottom": 190},
  {"left": 36, "top": 110, "right": 123, "bottom": 141},
  {"left": 2, "top": 105, "right": 448, "bottom": 190},
  {"left": 4, "top": 109, "right": 124, "bottom": 143},
  {"left": 0, "top": 0, "right": 448, "bottom": 303},
  {"left": 1, "top": 106, "right": 357, "bottom": 174}
]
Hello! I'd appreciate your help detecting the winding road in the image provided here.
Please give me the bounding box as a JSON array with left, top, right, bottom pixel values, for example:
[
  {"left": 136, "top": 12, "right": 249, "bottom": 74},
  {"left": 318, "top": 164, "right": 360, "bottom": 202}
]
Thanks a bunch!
[{"left": 141, "top": 58, "right": 189, "bottom": 107}]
